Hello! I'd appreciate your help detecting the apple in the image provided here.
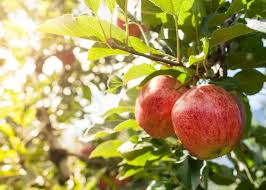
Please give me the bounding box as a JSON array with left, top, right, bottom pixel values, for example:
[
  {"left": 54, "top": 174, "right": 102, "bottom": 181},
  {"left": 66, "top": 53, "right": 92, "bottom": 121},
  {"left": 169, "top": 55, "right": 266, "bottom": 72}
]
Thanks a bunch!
[
  {"left": 56, "top": 49, "right": 75, "bottom": 66},
  {"left": 98, "top": 176, "right": 128, "bottom": 190},
  {"left": 171, "top": 84, "right": 243, "bottom": 160},
  {"left": 116, "top": 18, "right": 148, "bottom": 38},
  {"left": 80, "top": 145, "right": 94, "bottom": 156},
  {"left": 135, "top": 75, "right": 188, "bottom": 139}
]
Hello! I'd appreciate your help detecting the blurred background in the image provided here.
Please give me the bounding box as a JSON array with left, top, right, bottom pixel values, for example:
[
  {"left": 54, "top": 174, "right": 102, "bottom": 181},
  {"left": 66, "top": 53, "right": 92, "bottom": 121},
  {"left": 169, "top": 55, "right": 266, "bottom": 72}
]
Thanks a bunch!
[{"left": 0, "top": 0, "right": 265, "bottom": 189}]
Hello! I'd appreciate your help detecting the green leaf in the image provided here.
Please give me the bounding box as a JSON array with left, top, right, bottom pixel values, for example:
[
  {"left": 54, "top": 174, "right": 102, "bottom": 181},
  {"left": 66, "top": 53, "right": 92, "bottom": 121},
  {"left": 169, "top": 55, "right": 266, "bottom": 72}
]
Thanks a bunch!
[
  {"left": 88, "top": 47, "right": 128, "bottom": 61},
  {"left": 82, "top": 85, "right": 92, "bottom": 101},
  {"left": 210, "top": 24, "right": 254, "bottom": 47},
  {"left": 118, "top": 141, "right": 153, "bottom": 160},
  {"left": 250, "top": 126, "right": 266, "bottom": 148},
  {"left": 189, "top": 38, "right": 209, "bottom": 65},
  {"left": 176, "top": 158, "right": 203, "bottom": 190},
  {"left": 85, "top": 0, "right": 102, "bottom": 13},
  {"left": 105, "top": 0, "right": 116, "bottom": 13},
  {"left": 246, "top": 19, "right": 266, "bottom": 33},
  {"left": 0, "top": 123, "right": 15, "bottom": 137},
  {"left": 123, "top": 64, "right": 156, "bottom": 84},
  {"left": 148, "top": 0, "right": 192, "bottom": 16},
  {"left": 107, "top": 75, "right": 123, "bottom": 94},
  {"left": 124, "top": 151, "right": 160, "bottom": 166},
  {"left": 103, "top": 106, "right": 134, "bottom": 118},
  {"left": 38, "top": 14, "right": 126, "bottom": 42},
  {"left": 241, "top": 95, "right": 252, "bottom": 138},
  {"left": 207, "top": 0, "right": 246, "bottom": 27},
  {"left": 90, "top": 140, "right": 123, "bottom": 158},
  {"left": 118, "top": 165, "right": 144, "bottom": 180},
  {"left": 234, "top": 69, "right": 265, "bottom": 95},
  {"left": 114, "top": 119, "right": 140, "bottom": 132},
  {"left": 137, "top": 66, "right": 195, "bottom": 87},
  {"left": 209, "top": 77, "right": 240, "bottom": 91},
  {"left": 209, "top": 163, "right": 236, "bottom": 185}
]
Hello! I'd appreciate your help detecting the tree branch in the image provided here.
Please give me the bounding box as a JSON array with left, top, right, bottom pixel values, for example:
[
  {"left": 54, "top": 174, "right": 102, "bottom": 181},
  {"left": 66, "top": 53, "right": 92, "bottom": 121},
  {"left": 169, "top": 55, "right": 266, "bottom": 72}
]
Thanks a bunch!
[{"left": 107, "top": 39, "right": 179, "bottom": 67}]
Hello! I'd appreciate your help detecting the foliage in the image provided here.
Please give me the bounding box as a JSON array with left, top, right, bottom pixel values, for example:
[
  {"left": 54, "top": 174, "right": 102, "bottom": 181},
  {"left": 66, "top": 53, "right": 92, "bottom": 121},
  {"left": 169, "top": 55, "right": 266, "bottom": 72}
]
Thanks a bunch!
[{"left": 0, "top": 0, "right": 266, "bottom": 190}]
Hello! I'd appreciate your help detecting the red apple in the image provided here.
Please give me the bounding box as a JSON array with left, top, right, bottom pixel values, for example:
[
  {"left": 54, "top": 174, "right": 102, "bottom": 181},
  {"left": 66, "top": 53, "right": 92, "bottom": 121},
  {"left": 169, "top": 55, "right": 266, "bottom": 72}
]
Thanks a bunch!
[
  {"left": 56, "top": 49, "right": 75, "bottom": 66},
  {"left": 80, "top": 145, "right": 94, "bottom": 156},
  {"left": 171, "top": 84, "right": 243, "bottom": 160},
  {"left": 116, "top": 18, "right": 148, "bottom": 38},
  {"left": 135, "top": 75, "right": 188, "bottom": 139}
]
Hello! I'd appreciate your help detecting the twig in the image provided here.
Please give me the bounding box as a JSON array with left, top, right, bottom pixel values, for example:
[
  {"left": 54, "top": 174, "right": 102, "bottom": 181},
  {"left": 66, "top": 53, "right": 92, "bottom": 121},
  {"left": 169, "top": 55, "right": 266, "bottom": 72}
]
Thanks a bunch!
[
  {"left": 124, "top": 0, "right": 129, "bottom": 48},
  {"left": 107, "top": 39, "right": 179, "bottom": 66},
  {"left": 174, "top": 15, "right": 181, "bottom": 63}
]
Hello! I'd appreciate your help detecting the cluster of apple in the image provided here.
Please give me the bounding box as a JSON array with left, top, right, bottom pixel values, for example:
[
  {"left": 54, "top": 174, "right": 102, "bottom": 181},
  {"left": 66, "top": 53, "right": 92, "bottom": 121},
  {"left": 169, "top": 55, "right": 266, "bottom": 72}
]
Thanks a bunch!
[{"left": 135, "top": 75, "right": 245, "bottom": 160}]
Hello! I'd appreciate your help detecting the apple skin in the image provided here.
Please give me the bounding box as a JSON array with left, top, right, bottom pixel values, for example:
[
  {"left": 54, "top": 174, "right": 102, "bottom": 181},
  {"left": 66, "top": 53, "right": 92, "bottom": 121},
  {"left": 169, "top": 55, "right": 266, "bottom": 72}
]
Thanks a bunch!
[
  {"left": 171, "top": 84, "right": 243, "bottom": 160},
  {"left": 135, "top": 75, "right": 188, "bottom": 139},
  {"left": 116, "top": 18, "right": 148, "bottom": 38},
  {"left": 99, "top": 176, "right": 128, "bottom": 190},
  {"left": 56, "top": 49, "right": 75, "bottom": 66},
  {"left": 80, "top": 145, "right": 94, "bottom": 156}
]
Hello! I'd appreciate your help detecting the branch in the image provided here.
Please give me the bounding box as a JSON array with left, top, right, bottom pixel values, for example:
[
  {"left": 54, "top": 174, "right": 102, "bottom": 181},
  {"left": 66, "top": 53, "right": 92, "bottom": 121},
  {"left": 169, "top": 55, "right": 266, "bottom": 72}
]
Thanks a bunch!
[{"left": 108, "top": 40, "right": 179, "bottom": 67}]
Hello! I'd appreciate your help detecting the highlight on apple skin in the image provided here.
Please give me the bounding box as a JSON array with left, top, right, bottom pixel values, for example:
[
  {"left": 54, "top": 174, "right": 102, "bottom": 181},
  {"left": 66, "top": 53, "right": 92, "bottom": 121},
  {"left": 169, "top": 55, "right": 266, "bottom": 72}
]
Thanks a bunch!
[
  {"left": 135, "top": 75, "right": 188, "bottom": 139},
  {"left": 171, "top": 84, "right": 243, "bottom": 160}
]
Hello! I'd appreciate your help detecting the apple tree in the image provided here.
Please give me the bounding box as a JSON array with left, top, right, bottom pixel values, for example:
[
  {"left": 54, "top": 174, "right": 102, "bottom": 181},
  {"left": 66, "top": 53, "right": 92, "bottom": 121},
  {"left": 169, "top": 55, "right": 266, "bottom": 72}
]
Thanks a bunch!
[{"left": 0, "top": 0, "right": 266, "bottom": 189}]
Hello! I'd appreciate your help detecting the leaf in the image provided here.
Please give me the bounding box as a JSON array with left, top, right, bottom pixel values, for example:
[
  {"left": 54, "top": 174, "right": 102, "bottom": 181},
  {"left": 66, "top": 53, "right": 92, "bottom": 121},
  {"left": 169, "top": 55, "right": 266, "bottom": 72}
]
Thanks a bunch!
[
  {"left": 234, "top": 69, "right": 265, "bottom": 95},
  {"left": 176, "top": 158, "right": 203, "bottom": 190},
  {"left": 118, "top": 141, "right": 153, "bottom": 160},
  {"left": 107, "top": 75, "right": 123, "bottom": 94},
  {"left": 0, "top": 123, "right": 15, "bottom": 137},
  {"left": 85, "top": 0, "right": 102, "bottom": 13},
  {"left": 148, "top": 0, "right": 192, "bottom": 16},
  {"left": 105, "top": 0, "right": 116, "bottom": 13},
  {"left": 114, "top": 119, "right": 140, "bottom": 132},
  {"left": 209, "top": 163, "right": 236, "bottom": 185},
  {"left": 246, "top": 18, "right": 266, "bottom": 33},
  {"left": 38, "top": 14, "right": 126, "bottom": 42},
  {"left": 124, "top": 151, "right": 160, "bottom": 166},
  {"left": 88, "top": 47, "right": 128, "bottom": 61},
  {"left": 209, "top": 77, "right": 240, "bottom": 91},
  {"left": 207, "top": 0, "right": 246, "bottom": 27},
  {"left": 210, "top": 24, "right": 254, "bottom": 47},
  {"left": 90, "top": 140, "right": 123, "bottom": 158},
  {"left": 189, "top": 38, "right": 209, "bottom": 65},
  {"left": 118, "top": 165, "right": 144, "bottom": 180},
  {"left": 123, "top": 64, "right": 156, "bottom": 84},
  {"left": 250, "top": 126, "right": 266, "bottom": 148},
  {"left": 103, "top": 106, "right": 134, "bottom": 118},
  {"left": 138, "top": 66, "right": 195, "bottom": 87},
  {"left": 82, "top": 85, "right": 92, "bottom": 101},
  {"left": 241, "top": 95, "right": 252, "bottom": 138}
]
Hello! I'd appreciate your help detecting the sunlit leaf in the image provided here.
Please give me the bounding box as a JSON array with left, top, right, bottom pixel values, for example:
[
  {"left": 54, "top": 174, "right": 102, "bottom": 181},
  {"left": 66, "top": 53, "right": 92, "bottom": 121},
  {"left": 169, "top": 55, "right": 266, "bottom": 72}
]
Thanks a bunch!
[
  {"left": 88, "top": 47, "right": 128, "bottom": 61},
  {"left": 123, "top": 64, "right": 156, "bottom": 84},
  {"left": 90, "top": 140, "right": 123, "bottom": 158}
]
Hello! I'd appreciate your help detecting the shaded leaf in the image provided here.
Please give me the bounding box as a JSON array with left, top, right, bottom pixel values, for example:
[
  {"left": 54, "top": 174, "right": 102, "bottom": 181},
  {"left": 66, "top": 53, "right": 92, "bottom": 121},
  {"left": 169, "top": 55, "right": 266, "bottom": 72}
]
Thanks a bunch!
[
  {"left": 234, "top": 69, "right": 265, "bottom": 95},
  {"left": 210, "top": 24, "right": 254, "bottom": 47}
]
